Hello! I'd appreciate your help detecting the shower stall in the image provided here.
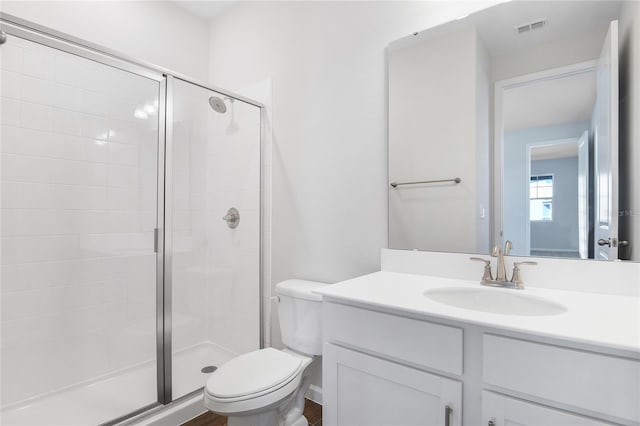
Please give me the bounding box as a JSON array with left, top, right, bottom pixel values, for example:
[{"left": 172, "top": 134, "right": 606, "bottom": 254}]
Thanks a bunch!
[{"left": 0, "top": 14, "right": 262, "bottom": 426}]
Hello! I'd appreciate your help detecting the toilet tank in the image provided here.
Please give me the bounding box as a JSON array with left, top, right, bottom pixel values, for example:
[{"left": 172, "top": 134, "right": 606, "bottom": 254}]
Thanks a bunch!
[{"left": 275, "top": 279, "right": 328, "bottom": 356}]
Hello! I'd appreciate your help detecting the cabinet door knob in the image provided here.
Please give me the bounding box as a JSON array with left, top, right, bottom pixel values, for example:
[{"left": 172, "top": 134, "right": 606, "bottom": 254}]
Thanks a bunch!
[{"left": 445, "top": 405, "right": 453, "bottom": 426}]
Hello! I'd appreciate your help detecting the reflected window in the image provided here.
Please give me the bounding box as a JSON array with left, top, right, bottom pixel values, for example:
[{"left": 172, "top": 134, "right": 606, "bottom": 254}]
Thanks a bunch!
[{"left": 530, "top": 174, "right": 553, "bottom": 221}]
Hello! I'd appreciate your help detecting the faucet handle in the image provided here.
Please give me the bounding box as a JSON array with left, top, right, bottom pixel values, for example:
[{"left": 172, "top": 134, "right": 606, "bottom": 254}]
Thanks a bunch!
[
  {"left": 514, "top": 261, "right": 538, "bottom": 267},
  {"left": 510, "top": 261, "right": 538, "bottom": 288},
  {"left": 470, "top": 257, "right": 493, "bottom": 281}
]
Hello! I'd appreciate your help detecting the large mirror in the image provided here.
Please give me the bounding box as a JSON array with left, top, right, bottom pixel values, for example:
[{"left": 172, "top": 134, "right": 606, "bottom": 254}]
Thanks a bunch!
[{"left": 388, "top": 0, "right": 638, "bottom": 261}]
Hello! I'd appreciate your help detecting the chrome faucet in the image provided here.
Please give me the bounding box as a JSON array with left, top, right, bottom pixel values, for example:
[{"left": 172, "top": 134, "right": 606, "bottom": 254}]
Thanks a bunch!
[
  {"left": 491, "top": 240, "right": 511, "bottom": 282},
  {"left": 470, "top": 240, "right": 537, "bottom": 289}
]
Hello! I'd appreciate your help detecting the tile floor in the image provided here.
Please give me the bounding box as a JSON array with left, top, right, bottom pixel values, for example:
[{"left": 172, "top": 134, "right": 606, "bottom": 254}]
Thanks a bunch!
[{"left": 182, "top": 399, "right": 322, "bottom": 426}]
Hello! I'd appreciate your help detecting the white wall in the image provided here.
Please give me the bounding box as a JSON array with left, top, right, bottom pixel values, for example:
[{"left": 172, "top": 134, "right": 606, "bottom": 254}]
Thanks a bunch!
[
  {"left": 205, "top": 2, "right": 498, "bottom": 398},
  {"left": 475, "top": 34, "right": 492, "bottom": 254},
  {"left": 206, "top": 0, "right": 497, "bottom": 338},
  {"left": 0, "top": 1, "right": 210, "bottom": 81},
  {"left": 388, "top": 26, "right": 482, "bottom": 253}
]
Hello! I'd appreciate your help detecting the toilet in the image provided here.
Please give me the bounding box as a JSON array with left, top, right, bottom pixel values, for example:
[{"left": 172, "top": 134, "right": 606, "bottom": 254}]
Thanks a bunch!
[{"left": 204, "top": 279, "right": 328, "bottom": 426}]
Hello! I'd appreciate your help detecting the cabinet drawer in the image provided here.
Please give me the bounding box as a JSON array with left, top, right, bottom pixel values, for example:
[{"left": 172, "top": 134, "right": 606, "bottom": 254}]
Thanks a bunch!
[
  {"left": 483, "top": 335, "right": 640, "bottom": 422},
  {"left": 482, "top": 391, "right": 614, "bottom": 426},
  {"left": 323, "top": 302, "right": 463, "bottom": 375}
]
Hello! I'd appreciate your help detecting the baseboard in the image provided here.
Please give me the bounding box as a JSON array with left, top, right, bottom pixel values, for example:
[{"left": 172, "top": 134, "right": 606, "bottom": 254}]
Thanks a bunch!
[{"left": 305, "top": 384, "right": 323, "bottom": 405}]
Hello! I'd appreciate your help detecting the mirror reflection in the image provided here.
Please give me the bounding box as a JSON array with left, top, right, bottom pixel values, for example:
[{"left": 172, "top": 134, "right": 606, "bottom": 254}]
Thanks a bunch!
[{"left": 388, "top": 0, "right": 637, "bottom": 261}]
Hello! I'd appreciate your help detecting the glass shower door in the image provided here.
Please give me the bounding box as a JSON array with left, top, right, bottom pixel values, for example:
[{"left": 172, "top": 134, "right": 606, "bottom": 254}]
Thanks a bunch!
[
  {"left": 1, "top": 34, "right": 162, "bottom": 425},
  {"left": 168, "top": 77, "right": 261, "bottom": 400}
]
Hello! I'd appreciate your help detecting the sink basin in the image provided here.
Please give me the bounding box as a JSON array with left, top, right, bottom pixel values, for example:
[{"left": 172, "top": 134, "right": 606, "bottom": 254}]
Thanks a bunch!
[{"left": 424, "top": 287, "right": 567, "bottom": 316}]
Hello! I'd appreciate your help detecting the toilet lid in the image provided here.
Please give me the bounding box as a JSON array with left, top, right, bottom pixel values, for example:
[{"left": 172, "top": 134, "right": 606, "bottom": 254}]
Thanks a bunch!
[{"left": 205, "top": 348, "right": 302, "bottom": 398}]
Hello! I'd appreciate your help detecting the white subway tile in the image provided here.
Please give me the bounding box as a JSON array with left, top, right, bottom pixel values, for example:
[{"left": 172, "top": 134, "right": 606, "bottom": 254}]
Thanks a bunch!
[
  {"left": 80, "top": 90, "right": 110, "bottom": 117},
  {"left": 20, "top": 75, "right": 56, "bottom": 106},
  {"left": 1, "top": 154, "right": 108, "bottom": 186},
  {"left": 1, "top": 235, "right": 81, "bottom": 264},
  {"left": 18, "top": 257, "right": 127, "bottom": 290},
  {"left": 22, "top": 45, "right": 55, "bottom": 80},
  {"left": 1, "top": 70, "right": 21, "bottom": 99},
  {"left": 0, "top": 44, "right": 23, "bottom": 73},
  {"left": 0, "top": 125, "right": 18, "bottom": 153},
  {"left": 1, "top": 209, "right": 112, "bottom": 236},
  {"left": 1, "top": 97, "right": 19, "bottom": 126},
  {"left": 52, "top": 83, "right": 83, "bottom": 111},
  {"left": 0, "top": 264, "right": 27, "bottom": 293},
  {"left": 53, "top": 52, "right": 84, "bottom": 86},
  {"left": 80, "top": 113, "right": 110, "bottom": 140},
  {"left": 51, "top": 108, "right": 82, "bottom": 136},
  {"left": 107, "top": 165, "right": 140, "bottom": 188},
  {"left": 107, "top": 118, "right": 135, "bottom": 144},
  {"left": 18, "top": 101, "right": 53, "bottom": 131},
  {"left": 1, "top": 182, "right": 108, "bottom": 209},
  {"left": 85, "top": 137, "right": 109, "bottom": 163},
  {"left": 108, "top": 141, "right": 139, "bottom": 166}
]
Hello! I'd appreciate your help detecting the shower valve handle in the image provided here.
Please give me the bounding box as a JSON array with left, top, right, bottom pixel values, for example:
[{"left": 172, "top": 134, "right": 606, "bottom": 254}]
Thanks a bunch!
[{"left": 222, "top": 208, "right": 240, "bottom": 229}]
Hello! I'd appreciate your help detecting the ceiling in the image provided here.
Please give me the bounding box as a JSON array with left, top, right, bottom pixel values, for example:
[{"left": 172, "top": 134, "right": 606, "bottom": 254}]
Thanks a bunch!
[
  {"left": 531, "top": 141, "right": 579, "bottom": 161},
  {"left": 473, "top": 1, "right": 622, "bottom": 57},
  {"left": 503, "top": 70, "right": 597, "bottom": 132},
  {"left": 172, "top": 1, "right": 236, "bottom": 20},
  {"left": 395, "top": 1, "right": 622, "bottom": 57}
]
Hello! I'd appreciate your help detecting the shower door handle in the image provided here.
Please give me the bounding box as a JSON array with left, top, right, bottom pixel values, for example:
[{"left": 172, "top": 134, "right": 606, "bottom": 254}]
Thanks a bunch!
[{"left": 153, "top": 228, "right": 159, "bottom": 253}]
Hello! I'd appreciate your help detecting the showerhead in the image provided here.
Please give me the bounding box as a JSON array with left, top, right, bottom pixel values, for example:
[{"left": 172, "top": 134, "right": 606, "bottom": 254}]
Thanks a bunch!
[{"left": 208, "top": 96, "right": 227, "bottom": 114}]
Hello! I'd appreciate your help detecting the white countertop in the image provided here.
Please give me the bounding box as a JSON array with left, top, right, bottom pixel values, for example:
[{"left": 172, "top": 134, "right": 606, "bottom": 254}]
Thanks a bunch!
[{"left": 315, "top": 271, "right": 640, "bottom": 354}]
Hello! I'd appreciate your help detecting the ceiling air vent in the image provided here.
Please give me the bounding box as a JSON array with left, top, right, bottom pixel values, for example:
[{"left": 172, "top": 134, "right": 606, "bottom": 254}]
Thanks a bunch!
[{"left": 516, "top": 19, "right": 547, "bottom": 35}]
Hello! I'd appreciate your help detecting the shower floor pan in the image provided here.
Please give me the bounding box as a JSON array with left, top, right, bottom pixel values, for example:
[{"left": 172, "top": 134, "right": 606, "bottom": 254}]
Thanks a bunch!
[{"left": 1, "top": 342, "right": 236, "bottom": 426}]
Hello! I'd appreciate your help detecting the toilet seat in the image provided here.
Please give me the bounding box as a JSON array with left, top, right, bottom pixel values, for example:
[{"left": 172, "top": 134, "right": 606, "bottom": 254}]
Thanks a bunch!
[
  {"left": 206, "top": 348, "right": 302, "bottom": 399},
  {"left": 204, "top": 348, "right": 312, "bottom": 415}
]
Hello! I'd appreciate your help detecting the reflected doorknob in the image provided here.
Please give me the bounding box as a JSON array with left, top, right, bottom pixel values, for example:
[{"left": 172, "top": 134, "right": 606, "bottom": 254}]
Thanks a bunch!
[{"left": 597, "top": 238, "right": 612, "bottom": 247}]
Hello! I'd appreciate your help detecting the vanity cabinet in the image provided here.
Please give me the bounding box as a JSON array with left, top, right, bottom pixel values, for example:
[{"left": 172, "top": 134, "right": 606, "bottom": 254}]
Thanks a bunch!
[
  {"left": 322, "top": 301, "right": 640, "bottom": 426},
  {"left": 324, "top": 343, "right": 462, "bottom": 426},
  {"left": 323, "top": 302, "right": 464, "bottom": 426}
]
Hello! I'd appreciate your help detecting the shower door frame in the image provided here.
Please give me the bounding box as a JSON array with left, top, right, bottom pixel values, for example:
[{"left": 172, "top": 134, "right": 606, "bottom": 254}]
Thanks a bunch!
[{"left": 0, "top": 12, "right": 265, "bottom": 424}]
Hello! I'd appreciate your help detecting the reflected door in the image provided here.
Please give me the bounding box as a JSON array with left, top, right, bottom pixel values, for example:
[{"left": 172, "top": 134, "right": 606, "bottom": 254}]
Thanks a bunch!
[{"left": 594, "top": 20, "right": 619, "bottom": 260}]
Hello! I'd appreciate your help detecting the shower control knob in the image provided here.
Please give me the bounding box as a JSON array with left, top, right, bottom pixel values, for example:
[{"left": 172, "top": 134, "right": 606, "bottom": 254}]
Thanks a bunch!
[{"left": 222, "top": 207, "right": 240, "bottom": 229}]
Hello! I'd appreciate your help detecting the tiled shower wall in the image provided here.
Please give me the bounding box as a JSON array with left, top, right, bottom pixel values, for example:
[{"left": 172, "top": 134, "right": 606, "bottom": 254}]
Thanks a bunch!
[
  {"left": 171, "top": 81, "right": 210, "bottom": 352},
  {"left": 1, "top": 36, "right": 159, "bottom": 406},
  {"left": 170, "top": 78, "right": 261, "bottom": 367},
  {"left": 203, "top": 92, "right": 261, "bottom": 356}
]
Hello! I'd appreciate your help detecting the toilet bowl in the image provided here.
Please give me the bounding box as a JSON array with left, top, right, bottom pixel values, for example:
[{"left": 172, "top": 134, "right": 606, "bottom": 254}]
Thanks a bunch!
[{"left": 204, "top": 279, "right": 328, "bottom": 426}]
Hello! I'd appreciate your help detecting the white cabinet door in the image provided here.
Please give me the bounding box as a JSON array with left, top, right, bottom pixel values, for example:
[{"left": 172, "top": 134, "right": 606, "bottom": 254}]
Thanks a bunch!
[
  {"left": 323, "top": 343, "right": 462, "bottom": 426},
  {"left": 481, "top": 391, "right": 615, "bottom": 426}
]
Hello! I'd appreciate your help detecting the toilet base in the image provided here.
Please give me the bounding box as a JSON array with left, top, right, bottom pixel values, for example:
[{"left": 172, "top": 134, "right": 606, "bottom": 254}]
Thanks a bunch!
[
  {"left": 288, "top": 415, "right": 309, "bottom": 426},
  {"left": 227, "top": 410, "right": 278, "bottom": 426}
]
